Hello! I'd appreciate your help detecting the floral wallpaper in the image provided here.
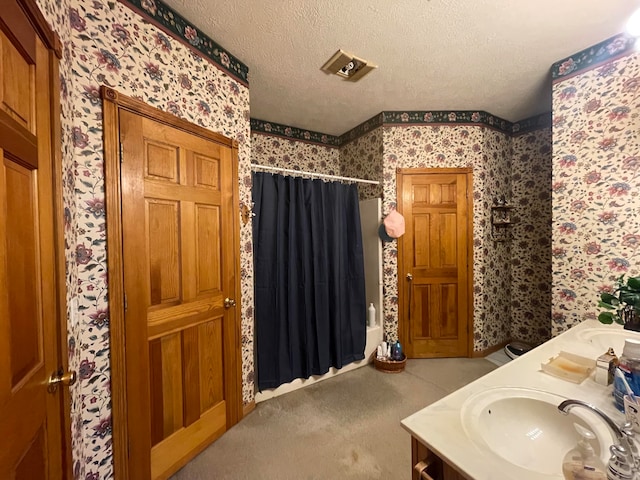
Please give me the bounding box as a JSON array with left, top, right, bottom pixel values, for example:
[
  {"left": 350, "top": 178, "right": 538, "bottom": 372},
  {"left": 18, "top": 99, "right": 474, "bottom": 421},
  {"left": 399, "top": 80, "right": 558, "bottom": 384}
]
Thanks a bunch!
[
  {"left": 37, "top": 0, "right": 252, "bottom": 477},
  {"left": 378, "top": 125, "right": 512, "bottom": 351},
  {"left": 477, "top": 129, "right": 513, "bottom": 349},
  {"left": 511, "top": 129, "right": 553, "bottom": 345},
  {"left": 119, "top": 0, "right": 250, "bottom": 83},
  {"left": 339, "top": 127, "right": 384, "bottom": 200},
  {"left": 251, "top": 132, "right": 340, "bottom": 174},
  {"left": 552, "top": 49, "right": 640, "bottom": 336}
]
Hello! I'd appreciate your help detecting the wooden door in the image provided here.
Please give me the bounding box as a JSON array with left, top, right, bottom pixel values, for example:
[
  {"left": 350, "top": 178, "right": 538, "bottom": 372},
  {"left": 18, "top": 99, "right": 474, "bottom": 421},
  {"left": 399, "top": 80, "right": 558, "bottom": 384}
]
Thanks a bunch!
[
  {"left": 398, "top": 169, "right": 472, "bottom": 358},
  {"left": 114, "top": 100, "right": 241, "bottom": 480},
  {"left": 0, "top": 2, "right": 68, "bottom": 478}
]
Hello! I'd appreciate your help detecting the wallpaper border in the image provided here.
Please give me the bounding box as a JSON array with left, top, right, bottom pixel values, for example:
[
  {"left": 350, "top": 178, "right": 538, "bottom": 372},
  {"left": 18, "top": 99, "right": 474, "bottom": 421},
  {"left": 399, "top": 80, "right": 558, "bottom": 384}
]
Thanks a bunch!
[
  {"left": 251, "top": 111, "right": 552, "bottom": 147},
  {"left": 551, "top": 33, "right": 637, "bottom": 82},
  {"left": 118, "top": 0, "right": 249, "bottom": 85},
  {"left": 250, "top": 118, "right": 341, "bottom": 147},
  {"left": 512, "top": 112, "right": 552, "bottom": 136},
  {"left": 381, "top": 110, "right": 512, "bottom": 134}
]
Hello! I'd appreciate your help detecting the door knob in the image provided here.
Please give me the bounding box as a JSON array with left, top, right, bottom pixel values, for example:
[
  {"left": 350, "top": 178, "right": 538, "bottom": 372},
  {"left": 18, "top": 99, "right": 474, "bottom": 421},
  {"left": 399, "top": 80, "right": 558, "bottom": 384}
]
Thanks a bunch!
[
  {"left": 224, "top": 297, "right": 236, "bottom": 309},
  {"left": 47, "top": 369, "right": 77, "bottom": 393}
]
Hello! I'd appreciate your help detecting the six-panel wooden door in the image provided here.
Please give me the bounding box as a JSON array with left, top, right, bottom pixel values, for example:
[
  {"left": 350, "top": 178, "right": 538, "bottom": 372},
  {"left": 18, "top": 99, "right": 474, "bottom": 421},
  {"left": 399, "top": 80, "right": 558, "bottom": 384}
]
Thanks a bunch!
[
  {"left": 398, "top": 169, "right": 473, "bottom": 358},
  {"left": 118, "top": 105, "right": 240, "bottom": 480},
  {"left": 0, "top": 2, "right": 67, "bottom": 478}
]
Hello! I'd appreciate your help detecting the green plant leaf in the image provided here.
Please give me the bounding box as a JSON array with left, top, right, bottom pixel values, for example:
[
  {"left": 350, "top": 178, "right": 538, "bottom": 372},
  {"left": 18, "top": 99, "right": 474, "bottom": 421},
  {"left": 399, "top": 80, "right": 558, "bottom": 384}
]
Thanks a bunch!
[
  {"left": 620, "top": 291, "right": 640, "bottom": 306},
  {"left": 598, "top": 312, "right": 615, "bottom": 324},
  {"left": 601, "top": 293, "right": 620, "bottom": 305},
  {"left": 598, "top": 301, "right": 616, "bottom": 310},
  {"left": 628, "top": 277, "right": 640, "bottom": 290}
]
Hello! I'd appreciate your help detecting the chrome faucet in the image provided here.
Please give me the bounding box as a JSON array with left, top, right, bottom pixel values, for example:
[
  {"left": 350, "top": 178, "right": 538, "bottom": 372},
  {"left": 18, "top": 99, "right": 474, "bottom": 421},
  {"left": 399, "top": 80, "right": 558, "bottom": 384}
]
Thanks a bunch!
[
  {"left": 558, "top": 399, "right": 624, "bottom": 441},
  {"left": 558, "top": 399, "right": 638, "bottom": 479}
]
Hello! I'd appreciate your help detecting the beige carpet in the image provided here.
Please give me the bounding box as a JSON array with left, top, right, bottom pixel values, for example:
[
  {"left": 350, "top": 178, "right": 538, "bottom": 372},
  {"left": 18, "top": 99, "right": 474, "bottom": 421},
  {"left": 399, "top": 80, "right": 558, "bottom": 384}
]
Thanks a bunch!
[{"left": 171, "top": 358, "right": 496, "bottom": 480}]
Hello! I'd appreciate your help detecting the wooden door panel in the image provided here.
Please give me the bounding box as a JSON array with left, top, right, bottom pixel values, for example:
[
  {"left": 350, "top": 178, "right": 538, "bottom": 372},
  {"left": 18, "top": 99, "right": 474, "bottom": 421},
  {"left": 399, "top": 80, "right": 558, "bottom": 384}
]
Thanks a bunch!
[
  {"left": 148, "top": 199, "right": 181, "bottom": 306},
  {"left": 439, "top": 213, "right": 458, "bottom": 268},
  {"left": 198, "top": 319, "right": 224, "bottom": 411},
  {"left": 145, "top": 140, "right": 179, "bottom": 182},
  {"left": 413, "top": 214, "right": 430, "bottom": 266},
  {"left": 440, "top": 283, "right": 459, "bottom": 338},
  {"left": 181, "top": 325, "right": 201, "bottom": 427},
  {"left": 195, "top": 204, "right": 221, "bottom": 295},
  {"left": 119, "top": 106, "right": 238, "bottom": 479},
  {"left": 413, "top": 285, "right": 431, "bottom": 339},
  {"left": 149, "top": 338, "right": 165, "bottom": 446},
  {"left": 194, "top": 152, "right": 220, "bottom": 189},
  {"left": 0, "top": 31, "right": 34, "bottom": 132},
  {"left": 5, "top": 158, "right": 42, "bottom": 385},
  {"left": 438, "top": 183, "right": 456, "bottom": 204},
  {"left": 399, "top": 171, "right": 471, "bottom": 358},
  {"left": 0, "top": 7, "right": 64, "bottom": 476},
  {"left": 160, "top": 333, "right": 184, "bottom": 438}
]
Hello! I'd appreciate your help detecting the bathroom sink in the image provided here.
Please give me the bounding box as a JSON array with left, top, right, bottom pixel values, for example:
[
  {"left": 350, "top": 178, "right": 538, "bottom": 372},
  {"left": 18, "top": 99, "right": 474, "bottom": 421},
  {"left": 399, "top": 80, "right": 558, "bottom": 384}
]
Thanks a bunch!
[
  {"left": 576, "top": 327, "right": 640, "bottom": 354},
  {"left": 461, "top": 387, "right": 609, "bottom": 476}
]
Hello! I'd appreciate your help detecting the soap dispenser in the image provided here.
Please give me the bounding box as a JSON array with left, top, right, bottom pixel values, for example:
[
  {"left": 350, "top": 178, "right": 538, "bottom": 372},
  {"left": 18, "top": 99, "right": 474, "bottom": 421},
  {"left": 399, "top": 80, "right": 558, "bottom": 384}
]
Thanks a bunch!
[{"left": 562, "top": 423, "right": 607, "bottom": 480}]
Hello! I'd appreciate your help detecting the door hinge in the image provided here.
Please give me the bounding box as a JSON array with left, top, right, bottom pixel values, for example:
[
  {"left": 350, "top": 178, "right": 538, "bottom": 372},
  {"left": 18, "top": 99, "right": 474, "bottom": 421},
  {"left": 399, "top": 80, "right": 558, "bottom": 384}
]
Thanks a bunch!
[{"left": 119, "top": 142, "right": 124, "bottom": 163}]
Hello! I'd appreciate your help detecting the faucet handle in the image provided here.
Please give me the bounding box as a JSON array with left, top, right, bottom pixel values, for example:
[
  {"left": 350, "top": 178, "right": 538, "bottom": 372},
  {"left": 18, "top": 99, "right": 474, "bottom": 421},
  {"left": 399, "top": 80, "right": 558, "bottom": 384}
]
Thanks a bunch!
[
  {"left": 622, "top": 422, "right": 636, "bottom": 437},
  {"left": 608, "top": 444, "right": 635, "bottom": 480},
  {"left": 621, "top": 423, "right": 639, "bottom": 459}
]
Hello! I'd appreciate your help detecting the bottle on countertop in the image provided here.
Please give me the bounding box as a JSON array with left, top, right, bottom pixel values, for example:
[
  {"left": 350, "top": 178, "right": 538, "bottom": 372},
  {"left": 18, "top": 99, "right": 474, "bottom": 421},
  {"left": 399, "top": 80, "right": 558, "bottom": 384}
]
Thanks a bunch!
[
  {"left": 368, "top": 303, "right": 376, "bottom": 328},
  {"left": 613, "top": 338, "right": 640, "bottom": 411},
  {"left": 561, "top": 423, "right": 606, "bottom": 480}
]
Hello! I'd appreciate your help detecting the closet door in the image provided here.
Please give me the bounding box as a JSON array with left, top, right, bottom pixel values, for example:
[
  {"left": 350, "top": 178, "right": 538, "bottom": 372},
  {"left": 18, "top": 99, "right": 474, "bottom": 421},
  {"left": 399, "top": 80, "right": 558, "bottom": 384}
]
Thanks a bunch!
[{"left": 0, "top": 2, "right": 67, "bottom": 478}]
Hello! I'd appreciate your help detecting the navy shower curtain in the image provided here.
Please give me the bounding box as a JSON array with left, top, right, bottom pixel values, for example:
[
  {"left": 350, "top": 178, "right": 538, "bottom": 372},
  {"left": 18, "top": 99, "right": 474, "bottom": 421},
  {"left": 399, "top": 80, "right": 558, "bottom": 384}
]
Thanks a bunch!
[{"left": 252, "top": 172, "right": 367, "bottom": 390}]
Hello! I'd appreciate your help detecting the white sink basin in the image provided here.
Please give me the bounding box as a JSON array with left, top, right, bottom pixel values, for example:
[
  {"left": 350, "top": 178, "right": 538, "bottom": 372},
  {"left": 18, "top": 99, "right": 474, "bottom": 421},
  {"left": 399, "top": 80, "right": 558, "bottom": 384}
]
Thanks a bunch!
[
  {"left": 576, "top": 327, "right": 640, "bottom": 354},
  {"left": 461, "top": 387, "right": 610, "bottom": 477}
]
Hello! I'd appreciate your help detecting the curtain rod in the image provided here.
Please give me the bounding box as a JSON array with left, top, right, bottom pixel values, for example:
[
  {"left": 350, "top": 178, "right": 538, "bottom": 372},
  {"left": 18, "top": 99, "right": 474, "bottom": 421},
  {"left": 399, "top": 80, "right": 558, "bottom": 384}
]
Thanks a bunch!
[{"left": 251, "top": 163, "right": 380, "bottom": 185}]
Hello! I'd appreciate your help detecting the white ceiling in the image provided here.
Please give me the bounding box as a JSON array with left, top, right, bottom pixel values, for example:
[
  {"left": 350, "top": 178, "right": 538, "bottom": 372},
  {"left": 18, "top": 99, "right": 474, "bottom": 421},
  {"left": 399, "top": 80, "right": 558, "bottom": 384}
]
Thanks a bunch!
[{"left": 164, "top": 0, "right": 640, "bottom": 136}]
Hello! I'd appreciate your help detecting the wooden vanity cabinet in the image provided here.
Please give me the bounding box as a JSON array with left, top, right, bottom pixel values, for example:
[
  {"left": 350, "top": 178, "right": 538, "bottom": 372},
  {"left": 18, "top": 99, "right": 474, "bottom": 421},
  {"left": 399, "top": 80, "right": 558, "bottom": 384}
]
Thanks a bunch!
[{"left": 412, "top": 436, "right": 469, "bottom": 480}]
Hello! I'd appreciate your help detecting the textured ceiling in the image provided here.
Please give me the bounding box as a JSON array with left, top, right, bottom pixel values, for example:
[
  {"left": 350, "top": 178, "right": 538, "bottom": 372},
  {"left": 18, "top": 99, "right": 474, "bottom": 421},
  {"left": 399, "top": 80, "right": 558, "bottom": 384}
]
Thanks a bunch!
[{"left": 164, "top": 0, "right": 640, "bottom": 136}]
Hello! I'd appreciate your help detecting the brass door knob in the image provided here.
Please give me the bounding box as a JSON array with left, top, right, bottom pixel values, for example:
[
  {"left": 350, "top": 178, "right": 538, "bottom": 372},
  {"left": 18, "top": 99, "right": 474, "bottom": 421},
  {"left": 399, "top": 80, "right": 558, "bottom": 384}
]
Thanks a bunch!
[
  {"left": 47, "top": 369, "right": 77, "bottom": 393},
  {"left": 224, "top": 297, "right": 236, "bottom": 309}
]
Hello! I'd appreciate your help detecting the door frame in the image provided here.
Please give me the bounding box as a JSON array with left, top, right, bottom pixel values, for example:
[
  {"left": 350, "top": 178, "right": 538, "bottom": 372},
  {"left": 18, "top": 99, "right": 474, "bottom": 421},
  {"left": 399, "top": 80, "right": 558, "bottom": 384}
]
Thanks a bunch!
[
  {"left": 396, "top": 168, "right": 474, "bottom": 358},
  {"left": 2, "top": 0, "right": 71, "bottom": 476},
  {"left": 101, "top": 87, "right": 243, "bottom": 479}
]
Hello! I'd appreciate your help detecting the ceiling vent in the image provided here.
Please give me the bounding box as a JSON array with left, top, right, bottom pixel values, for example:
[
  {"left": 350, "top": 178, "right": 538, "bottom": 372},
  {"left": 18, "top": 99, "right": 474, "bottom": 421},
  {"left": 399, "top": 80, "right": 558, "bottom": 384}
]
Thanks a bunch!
[{"left": 320, "top": 49, "right": 377, "bottom": 82}]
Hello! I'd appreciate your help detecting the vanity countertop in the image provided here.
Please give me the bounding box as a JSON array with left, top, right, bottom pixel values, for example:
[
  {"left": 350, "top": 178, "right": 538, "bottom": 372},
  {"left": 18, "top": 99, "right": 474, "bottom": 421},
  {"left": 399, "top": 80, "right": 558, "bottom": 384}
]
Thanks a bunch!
[{"left": 400, "top": 320, "right": 635, "bottom": 480}]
